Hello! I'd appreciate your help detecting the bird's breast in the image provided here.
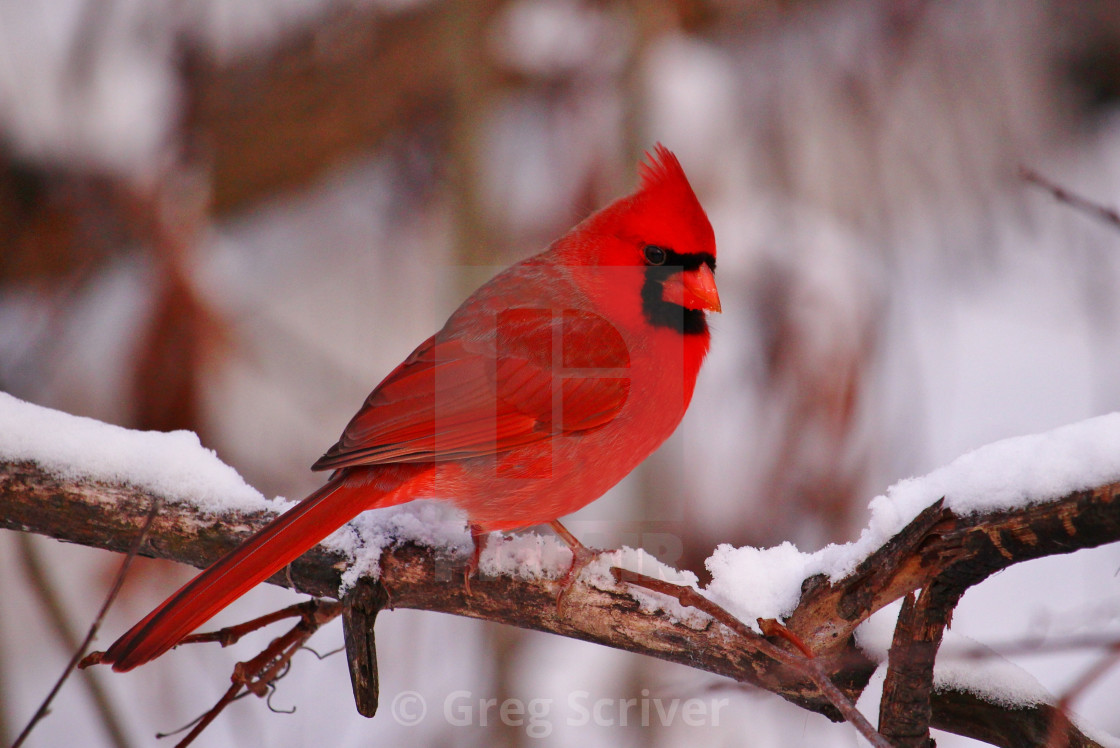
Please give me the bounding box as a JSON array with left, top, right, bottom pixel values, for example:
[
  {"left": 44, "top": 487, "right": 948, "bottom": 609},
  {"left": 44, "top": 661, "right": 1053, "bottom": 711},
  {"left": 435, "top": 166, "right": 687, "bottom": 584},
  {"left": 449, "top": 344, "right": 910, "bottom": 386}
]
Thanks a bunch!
[{"left": 443, "top": 320, "right": 705, "bottom": 532}]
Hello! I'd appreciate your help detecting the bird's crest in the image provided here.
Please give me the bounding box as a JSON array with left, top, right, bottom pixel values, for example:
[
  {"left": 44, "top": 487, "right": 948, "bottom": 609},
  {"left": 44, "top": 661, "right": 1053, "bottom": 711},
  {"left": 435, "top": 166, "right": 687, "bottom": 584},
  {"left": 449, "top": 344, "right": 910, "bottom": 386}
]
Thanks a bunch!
[{"left": 638, "top": 144, "right": 690, "bottom": 193}]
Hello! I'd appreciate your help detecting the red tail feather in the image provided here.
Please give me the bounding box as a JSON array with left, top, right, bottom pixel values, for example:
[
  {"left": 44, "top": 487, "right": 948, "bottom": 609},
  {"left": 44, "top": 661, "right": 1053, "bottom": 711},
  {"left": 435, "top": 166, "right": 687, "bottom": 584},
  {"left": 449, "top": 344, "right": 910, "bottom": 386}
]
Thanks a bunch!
[{"left": 103, "top": 477, "right": 367, "bottom": 671}]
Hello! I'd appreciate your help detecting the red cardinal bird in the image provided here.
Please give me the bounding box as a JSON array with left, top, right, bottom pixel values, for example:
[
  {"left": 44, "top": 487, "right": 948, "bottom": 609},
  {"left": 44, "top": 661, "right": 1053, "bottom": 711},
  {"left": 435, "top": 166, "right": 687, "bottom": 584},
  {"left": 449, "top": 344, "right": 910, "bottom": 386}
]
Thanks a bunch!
[{"left": 102, "top": 145, "right": 719, "bottom": 671}]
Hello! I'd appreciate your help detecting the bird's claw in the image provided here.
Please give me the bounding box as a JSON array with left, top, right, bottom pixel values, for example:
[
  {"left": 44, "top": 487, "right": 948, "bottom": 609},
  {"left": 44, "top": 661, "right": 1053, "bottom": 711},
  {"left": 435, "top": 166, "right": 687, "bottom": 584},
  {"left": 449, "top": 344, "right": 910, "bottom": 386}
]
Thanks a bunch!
[
  {"left": 464, "top": 526, "right": 486, "bottom": 596},
  {"left": 555, "top": 543, "right": 602, "bottom": 614}
]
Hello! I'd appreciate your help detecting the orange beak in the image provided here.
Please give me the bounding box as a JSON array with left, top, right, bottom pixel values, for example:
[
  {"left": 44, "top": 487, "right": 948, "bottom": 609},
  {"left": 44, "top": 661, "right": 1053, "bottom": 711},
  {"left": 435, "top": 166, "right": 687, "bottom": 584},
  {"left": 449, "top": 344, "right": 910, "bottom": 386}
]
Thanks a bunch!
[{"left": 663, "top": 263, "right": 722, "bottom": 313}]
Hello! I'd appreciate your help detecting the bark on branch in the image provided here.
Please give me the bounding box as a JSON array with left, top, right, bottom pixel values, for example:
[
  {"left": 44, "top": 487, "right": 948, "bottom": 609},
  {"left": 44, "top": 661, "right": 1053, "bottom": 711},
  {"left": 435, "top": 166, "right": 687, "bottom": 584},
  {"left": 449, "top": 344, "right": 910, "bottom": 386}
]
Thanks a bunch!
[{"left": 1, "top": 458, "right": 1117, "bottom": 746}]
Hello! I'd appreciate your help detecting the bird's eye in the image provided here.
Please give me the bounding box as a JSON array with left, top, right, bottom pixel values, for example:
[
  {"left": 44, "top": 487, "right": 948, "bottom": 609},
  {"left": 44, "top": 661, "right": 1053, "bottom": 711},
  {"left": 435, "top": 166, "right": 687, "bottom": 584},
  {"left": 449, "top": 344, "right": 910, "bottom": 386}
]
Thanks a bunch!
[{"left": 643, "top": 245, "right": 668, "bottom": 266}]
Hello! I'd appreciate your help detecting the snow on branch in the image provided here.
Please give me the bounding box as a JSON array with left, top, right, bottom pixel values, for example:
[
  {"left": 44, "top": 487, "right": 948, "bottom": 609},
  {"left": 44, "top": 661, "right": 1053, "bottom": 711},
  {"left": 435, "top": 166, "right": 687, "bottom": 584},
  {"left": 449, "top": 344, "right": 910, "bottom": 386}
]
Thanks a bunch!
[{"left": 1, "top": 395, "right": 1119, "bottom": 746}]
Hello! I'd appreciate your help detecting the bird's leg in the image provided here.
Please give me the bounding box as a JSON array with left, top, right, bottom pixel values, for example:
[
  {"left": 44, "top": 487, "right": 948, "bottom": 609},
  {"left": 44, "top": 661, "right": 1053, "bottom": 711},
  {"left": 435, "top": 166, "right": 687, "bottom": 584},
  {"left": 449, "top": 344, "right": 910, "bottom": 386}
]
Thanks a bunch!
[
  {"left": 549, "top": 520, "right": 601, "bottom": 611},
  {"left": 463, "top": 524, "right": 487, "bottom": 595}
]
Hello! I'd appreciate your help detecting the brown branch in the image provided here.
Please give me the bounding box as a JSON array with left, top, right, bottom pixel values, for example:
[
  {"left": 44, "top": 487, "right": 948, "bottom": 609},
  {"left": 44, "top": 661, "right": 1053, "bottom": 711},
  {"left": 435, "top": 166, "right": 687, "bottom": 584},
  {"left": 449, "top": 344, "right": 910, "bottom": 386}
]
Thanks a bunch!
[
  {"left": 880, "top": 593, "right": 927, "bottom": 745},
  {"left": 1020, "top": 166, "right": 1120, "bottom": 230},
  {"left": 787, "top": 485, "right": 1120, "bottom": 745},
  {"left": 877, "top": 584, "right": 961, "bottom": 747},
  {"left": 932, "top": 688, "right": 1104, "bottom": 748},
  {"left": 611, "top": 567, "right": 891, "bottom": 748},
  {"left": 786, "top": 486, "right": 1120, "bottom": 657},
  {"left": 2, "top": 458, "right": 1118, "bottom": 746}
]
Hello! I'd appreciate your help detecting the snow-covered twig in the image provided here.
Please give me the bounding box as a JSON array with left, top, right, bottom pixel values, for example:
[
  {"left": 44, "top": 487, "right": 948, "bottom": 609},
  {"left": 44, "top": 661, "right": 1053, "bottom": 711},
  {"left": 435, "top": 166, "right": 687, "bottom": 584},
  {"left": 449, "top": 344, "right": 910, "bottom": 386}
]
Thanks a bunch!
[{"left": 610, "top": 567, "right": 891, "bottom": 748}]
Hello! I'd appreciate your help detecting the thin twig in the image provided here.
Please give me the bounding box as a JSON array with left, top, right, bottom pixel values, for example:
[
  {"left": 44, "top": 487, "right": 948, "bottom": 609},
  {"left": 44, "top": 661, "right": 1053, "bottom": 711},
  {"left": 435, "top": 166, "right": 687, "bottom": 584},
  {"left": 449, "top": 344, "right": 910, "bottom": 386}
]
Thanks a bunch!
[
  {"left": 12, "top": 498, "right": 162, "bottom": 748},
  {"left": 611, "top": 567, "right": 891, "bottom": 748},
  {"left": 171, "top": 681, "right": 243, "bottom": 747},
  {"left": 179, "top": 600, "right": 341, "bottom": 648},
  {"left": 154, "top": 688, "right": 257, "bottom": 740},
  {"left": 1020, "top": 166, "right": 1120, "bottom": 230},
  {"left": 943, "top": 633, "right": 1120, "bottom": 660},
  {"left": 17, "top": 534, "right": 133, "bottom": 748},
  {"left": 1044, "top": 641, "right": 1120, "bottom": 748},
  {"left": 167, "top": 599, "right": 341, "bottom": 747}
]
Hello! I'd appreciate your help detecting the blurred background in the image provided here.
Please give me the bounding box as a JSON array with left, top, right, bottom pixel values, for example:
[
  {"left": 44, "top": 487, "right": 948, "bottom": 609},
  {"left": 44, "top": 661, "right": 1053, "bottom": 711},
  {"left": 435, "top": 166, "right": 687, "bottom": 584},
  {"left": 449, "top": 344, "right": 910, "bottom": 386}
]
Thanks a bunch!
[{"left": 2, "top": 0, "right": 1120, "bottom": 745}]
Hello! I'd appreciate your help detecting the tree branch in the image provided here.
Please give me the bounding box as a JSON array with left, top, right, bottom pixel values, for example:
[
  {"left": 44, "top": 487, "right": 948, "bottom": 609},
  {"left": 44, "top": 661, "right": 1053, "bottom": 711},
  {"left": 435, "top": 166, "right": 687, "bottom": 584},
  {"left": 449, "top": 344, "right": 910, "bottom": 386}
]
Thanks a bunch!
[{"left": 1, "top": 458, "right": 1117, "bottom": 746}]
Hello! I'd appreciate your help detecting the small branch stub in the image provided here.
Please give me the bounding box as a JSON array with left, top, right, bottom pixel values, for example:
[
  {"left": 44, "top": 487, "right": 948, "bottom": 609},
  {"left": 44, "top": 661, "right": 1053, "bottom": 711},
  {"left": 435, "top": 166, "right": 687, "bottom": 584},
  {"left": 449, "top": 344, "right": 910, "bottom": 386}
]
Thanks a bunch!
[{"left": 342, "top": 579, "right": 389, "bottom": 718}]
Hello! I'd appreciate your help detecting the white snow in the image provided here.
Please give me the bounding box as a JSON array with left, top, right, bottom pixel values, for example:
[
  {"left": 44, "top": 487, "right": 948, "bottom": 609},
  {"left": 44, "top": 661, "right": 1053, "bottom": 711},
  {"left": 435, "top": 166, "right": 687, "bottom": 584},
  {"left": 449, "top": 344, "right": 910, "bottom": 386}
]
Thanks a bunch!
[
  {"left": 705, "top": 541, "right": 817, "bottom": 626},
  {"left": 582, "top": 546, "right": 710, "bottom": 628},
  {"left": 0, "top": 390, "right": 275, "bottom": 513},
  {"left": 933, "top": 634, "right": 1050, "bottom": 709},
  {"left": 704, "top": 413, "right": 1120, "bottom": 626},
  {"left": 478, "top": 529, "right": 570, "bottom": 581},
  {"left": 866, "top": 411, "right": 1120, "bottom": 525},
  {"left": 334, "top": 499, "right": 473, "bottom": 590}
]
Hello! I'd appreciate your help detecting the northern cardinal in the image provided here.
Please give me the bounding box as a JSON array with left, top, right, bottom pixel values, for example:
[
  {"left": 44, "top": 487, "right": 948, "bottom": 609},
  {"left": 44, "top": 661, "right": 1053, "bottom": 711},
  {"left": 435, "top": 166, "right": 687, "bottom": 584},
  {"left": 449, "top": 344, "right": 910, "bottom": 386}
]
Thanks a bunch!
[{"left": 102, "top": 145, "right": 719, "bottom": 671}]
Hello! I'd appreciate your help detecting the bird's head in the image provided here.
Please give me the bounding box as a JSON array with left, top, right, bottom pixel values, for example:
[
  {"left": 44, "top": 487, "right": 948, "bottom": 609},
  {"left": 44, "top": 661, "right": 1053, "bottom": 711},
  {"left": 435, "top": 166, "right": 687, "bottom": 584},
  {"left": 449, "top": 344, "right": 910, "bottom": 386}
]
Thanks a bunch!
[{"left": 559, "top": 145, "right": 720, "bottom": 335}]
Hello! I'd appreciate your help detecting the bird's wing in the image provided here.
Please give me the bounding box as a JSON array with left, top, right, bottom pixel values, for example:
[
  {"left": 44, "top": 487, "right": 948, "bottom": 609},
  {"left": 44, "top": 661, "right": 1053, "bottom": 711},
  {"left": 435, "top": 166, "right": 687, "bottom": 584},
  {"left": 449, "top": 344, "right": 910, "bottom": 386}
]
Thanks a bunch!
[{"left": 311, "top": 307, "right": 631, "bottom": 470}]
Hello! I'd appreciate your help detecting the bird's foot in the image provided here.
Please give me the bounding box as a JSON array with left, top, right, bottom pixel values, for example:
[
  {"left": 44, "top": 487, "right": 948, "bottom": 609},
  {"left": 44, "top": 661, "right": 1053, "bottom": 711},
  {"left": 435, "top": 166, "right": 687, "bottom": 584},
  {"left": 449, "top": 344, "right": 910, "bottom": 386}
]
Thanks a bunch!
[
  {"left": 463, "top": 525, "right": 487, "bottom": 596},
  {"left": 555, "top": 544, "right": 602, "bottom": 613},
  {"left": 550, "top": 520, "right": 606, "bottom": 613}
]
